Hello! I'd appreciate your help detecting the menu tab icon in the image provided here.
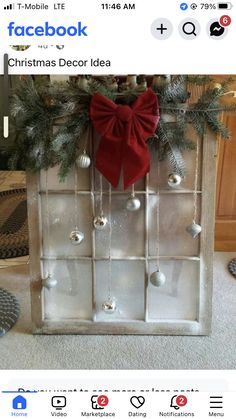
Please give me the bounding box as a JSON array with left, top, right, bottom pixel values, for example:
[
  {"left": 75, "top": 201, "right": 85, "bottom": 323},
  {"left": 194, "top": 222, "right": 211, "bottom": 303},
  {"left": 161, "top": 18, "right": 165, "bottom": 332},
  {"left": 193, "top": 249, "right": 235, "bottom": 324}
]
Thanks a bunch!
[{"left": 210, "top": 396, "right": 223, "bottom": 409}]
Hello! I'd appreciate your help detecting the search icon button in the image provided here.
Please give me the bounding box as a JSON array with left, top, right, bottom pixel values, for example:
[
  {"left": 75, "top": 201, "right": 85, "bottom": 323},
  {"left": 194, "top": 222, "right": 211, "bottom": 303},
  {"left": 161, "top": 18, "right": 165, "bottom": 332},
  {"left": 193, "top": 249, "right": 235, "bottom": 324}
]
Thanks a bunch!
[
  {"left": 179, "top": 18, "right": 201, "bottom": 39},
  {"left": 183, "top": 22, "right": 197, "bottom": 36}
]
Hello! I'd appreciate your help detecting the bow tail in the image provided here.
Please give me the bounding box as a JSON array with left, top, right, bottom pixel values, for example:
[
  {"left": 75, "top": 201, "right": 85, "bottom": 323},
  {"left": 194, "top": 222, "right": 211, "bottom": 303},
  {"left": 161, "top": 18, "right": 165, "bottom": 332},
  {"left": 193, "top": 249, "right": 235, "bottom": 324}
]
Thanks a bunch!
[
  {"left": 122, "top": 140, "right": 150, "bottom": 189},
  {"left": 95, "top": 136, "right": 123, "bottom": 188}
]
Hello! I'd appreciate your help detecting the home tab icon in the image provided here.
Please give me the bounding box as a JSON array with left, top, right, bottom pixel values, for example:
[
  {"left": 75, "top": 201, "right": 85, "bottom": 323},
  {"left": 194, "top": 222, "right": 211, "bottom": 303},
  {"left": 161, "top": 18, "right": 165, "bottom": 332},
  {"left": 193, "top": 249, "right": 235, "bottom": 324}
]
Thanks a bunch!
[{"left": 13, "top": 395, "right": 27, "bottom": 410}]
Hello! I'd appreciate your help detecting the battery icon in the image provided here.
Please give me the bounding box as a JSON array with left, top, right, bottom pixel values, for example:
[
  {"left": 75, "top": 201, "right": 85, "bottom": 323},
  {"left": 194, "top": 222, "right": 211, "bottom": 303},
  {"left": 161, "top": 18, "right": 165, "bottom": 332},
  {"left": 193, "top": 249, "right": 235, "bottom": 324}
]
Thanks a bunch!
[{"left": 218, "top": 2, "right": 233, "bottom": 9}]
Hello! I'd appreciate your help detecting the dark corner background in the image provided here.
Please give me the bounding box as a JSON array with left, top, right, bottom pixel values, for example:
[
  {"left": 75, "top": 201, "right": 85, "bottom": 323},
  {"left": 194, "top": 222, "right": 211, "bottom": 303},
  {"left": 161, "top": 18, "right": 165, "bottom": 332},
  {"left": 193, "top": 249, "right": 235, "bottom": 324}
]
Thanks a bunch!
[{"left": 0, "top": 77, "right": 18, "bottom": 169}]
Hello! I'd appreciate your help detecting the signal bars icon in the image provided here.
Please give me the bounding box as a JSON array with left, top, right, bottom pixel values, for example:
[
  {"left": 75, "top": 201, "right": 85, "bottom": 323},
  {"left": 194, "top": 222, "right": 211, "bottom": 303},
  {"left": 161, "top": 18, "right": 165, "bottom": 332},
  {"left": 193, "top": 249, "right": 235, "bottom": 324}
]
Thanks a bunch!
[{"left": 4, "top": 3, "right": 14, "bottom": 9}]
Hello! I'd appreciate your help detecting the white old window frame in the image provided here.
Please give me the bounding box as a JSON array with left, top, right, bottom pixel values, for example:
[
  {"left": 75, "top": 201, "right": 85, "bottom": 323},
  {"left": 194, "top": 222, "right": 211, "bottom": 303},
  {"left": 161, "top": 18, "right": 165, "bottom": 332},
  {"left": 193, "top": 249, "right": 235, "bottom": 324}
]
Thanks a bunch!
[{"left": 27, "top": 118, "right": 216, "bottom": 335}]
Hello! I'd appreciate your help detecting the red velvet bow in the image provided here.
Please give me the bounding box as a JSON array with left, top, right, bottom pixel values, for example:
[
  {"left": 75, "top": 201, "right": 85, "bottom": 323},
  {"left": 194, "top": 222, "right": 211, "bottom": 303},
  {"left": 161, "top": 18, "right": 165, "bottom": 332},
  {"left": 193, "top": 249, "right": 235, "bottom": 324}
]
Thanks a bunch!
[{"left": 90, "top": 88, "right": 160, "bottom": 189}]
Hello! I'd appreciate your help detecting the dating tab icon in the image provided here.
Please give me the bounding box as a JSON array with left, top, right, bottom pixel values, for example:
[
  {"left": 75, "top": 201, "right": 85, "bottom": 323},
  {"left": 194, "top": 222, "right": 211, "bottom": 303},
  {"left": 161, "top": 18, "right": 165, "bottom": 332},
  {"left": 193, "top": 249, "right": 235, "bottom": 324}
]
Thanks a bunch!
[{"left": 130, "top": 396, "right": 145, "bottom": 409}]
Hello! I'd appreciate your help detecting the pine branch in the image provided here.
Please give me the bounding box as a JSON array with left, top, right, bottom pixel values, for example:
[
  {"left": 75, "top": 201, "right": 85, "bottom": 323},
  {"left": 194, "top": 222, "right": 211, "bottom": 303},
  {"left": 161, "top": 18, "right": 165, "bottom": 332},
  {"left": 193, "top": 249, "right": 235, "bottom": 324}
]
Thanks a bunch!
[
  {"left": 157, "top": 121, "right": 186, "bottom": 176},
  {"left": 188, "top": 111, "right": 205, "bottom": 137},
  {"left": 8, "top": 76, "right": 236, "bottom": 178},
  {"left": 87, "top": 79, "right": 116, "bottom": 101},
  {"left": 159, "top": 76, "right": 189, "bottom": 104},
  {"left": 205, "top": 112, "right": 230, "bottom": 139},
  {"left": 166, "top": 146, "right": 186, "bottom": 177}
]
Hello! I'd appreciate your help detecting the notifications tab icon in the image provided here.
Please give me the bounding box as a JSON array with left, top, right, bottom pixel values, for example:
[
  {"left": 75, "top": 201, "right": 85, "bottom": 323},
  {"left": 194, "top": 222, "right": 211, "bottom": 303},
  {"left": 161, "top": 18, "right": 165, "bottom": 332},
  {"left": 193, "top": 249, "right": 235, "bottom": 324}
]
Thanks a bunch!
[{"left": 170, "top": 395, "right": 188, "bottom": 410}]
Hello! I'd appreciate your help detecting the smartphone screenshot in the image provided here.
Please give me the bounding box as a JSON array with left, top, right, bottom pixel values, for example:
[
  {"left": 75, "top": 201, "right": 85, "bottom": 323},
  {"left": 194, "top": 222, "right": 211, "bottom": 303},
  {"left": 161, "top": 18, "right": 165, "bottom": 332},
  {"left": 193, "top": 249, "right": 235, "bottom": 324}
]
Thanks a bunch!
[{"left": 0, "top": 0, "right": 235, "bottom": 417}]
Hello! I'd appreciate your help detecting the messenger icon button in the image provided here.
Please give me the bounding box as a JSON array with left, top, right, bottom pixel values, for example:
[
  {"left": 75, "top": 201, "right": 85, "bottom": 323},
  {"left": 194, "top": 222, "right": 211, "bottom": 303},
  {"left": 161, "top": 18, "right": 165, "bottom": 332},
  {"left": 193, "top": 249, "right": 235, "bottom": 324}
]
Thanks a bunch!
[{"left": 179, "top": 18, "right": 201, "bottom": 40}]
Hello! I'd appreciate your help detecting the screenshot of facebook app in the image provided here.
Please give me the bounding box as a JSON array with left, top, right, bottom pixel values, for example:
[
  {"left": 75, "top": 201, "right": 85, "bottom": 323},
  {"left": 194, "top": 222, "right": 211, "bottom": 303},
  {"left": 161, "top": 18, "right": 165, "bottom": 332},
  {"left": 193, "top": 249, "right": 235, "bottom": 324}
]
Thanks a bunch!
[{"left": 0, "top": 0, "right": 236, "bottom": 417}]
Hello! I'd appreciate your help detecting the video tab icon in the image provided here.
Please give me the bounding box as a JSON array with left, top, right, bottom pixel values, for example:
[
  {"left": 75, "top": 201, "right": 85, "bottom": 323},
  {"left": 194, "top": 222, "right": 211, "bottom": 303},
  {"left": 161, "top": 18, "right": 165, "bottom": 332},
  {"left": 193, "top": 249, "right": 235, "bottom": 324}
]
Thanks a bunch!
[
  {"left": 51, "top": 396, "right": 67, "bottom": 410},
  {"left": 4, "top": 3, "right": 14, "bottom": 10}
]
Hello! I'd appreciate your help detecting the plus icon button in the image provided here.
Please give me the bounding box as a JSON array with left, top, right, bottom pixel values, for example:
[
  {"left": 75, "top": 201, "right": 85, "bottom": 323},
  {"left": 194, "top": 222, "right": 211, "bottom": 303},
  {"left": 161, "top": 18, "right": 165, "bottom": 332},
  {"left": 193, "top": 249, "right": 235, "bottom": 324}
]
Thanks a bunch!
[
  {"left": 151, "top": 18, "right": 173, "bottom": 40},
  {"left": 156, "top": 23, "right": 168, "bottom": 35}
]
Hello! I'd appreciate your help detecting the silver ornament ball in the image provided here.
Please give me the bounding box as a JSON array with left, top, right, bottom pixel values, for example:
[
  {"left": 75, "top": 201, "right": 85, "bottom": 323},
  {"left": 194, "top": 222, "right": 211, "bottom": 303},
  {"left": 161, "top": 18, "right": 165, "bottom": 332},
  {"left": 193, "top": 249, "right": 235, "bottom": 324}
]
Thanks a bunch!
[
  {"left": 186, "top": 222, "right": 202, "bottom": 238},
  {"left": 93, "top": 214, "right": 108, "bottom": 230},
  {"left": 168, "top": 173, "right": 182, "bottom": 187},
  {"left": 42, "top": 274, "right": 57, "bottom": 290},
  {"left": 126, "top": 196, "right": 141, "bottom": 211},
  {"left": 76, "top": 151, "right": 91, "bottom": 169},
  {"left": 150, "top": 270, "right": 166, "bottom": 287},
  {"left": 69, "top": 229, "right": 84, "bottom": 245},
  {"left": 102, "top": 299, "right": 116, "bottom": 314}
]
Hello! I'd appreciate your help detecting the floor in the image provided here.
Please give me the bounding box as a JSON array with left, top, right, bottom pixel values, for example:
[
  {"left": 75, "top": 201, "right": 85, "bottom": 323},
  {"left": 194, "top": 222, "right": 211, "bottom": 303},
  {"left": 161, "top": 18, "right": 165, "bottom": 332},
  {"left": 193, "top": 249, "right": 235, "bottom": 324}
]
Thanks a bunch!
[
  {"left": 0, "top": 252, "right": 235, "bottom": 369},
  {"left": 0, "top": 172, "right": 236, "bottom": 369},
  {"left": 0, "top": 171, "right": 29, "bottom": 270}
]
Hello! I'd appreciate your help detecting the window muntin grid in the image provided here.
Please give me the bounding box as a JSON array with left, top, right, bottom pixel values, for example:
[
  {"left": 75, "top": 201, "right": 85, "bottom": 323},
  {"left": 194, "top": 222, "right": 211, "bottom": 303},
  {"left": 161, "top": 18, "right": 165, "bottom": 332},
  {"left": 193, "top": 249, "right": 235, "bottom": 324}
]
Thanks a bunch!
[{"left": 39, "top": 136, "right": 202, "bottom": 325}]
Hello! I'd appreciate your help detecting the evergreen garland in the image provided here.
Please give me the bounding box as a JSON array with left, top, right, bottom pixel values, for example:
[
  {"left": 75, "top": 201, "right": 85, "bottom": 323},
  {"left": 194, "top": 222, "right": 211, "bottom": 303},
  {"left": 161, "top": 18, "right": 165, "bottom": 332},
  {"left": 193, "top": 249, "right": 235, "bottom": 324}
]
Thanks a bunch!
[{"left": 8, "top": 75, "right": 236, "bottom": 180}]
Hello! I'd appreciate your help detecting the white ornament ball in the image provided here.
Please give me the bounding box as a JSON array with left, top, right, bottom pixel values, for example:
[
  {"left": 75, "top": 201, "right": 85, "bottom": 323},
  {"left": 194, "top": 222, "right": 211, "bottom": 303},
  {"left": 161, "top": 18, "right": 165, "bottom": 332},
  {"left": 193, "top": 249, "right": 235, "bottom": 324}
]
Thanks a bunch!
[
  {"left": 186, "top": 222, "right": 202, "bottom": 238},
  {"left": 150, "top": 270, "right": 166, "bottom": 287},
  {"left": 78, "top": 76, "right": 89, "bottom": 91},
  {"left": 168, "top": 173, "right": 182, "bottom": 187},
  {"left": 76, "top": 152, "right": 91, "bottom": 169},
  {"left": 126, "top": 196, "right": 141, "bottom": 211},
  {"left": 93, "top": 215, "right": 108, "bottom": 230},
  {"left": 212, "top": 82, "right": 222, "bottom": 91},
  {"left": 42, "top": 274, "right": 57, "bottom": 290},
  {"left": 102, "top": 299, "right": 116, "bottom": 314},
  {"left": 69, "top": 229, "right": 84, "bottom": 245}
]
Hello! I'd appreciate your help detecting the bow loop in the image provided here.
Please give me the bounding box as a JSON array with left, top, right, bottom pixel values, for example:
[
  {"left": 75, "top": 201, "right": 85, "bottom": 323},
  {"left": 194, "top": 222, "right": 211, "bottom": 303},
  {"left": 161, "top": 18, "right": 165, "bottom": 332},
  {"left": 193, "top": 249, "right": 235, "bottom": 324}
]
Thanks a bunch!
[{"left": 90, "top": 88, "right": 160, "bottom": 189}]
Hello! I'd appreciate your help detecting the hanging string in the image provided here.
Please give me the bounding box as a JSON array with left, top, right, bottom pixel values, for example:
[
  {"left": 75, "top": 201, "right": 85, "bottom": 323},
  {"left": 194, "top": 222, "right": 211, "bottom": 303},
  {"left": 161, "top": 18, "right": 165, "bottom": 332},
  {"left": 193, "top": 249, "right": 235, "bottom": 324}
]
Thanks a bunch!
[
  {"left": 43, "top": 171, "right": 58, "bottom": 288},
  {"left": 193, "top": 135, "right": 200, "bottom": 223},
  {"left": 45, "top": 170, "right": 51, "bottom": 259},
  {"left": 131, "top": 184, "right": 135, "bottom": 198},
  {"left": 156, "top": 161, "right": 160, "bottom": 271},
  {"left": 70, "top": 161, "right": 84, "bottom": 245},
  {"left": 74, "top": 164, "right": 79, "bottom": 229},
  {"left": 82, "top": 125, "right": 90, "bottom": 153},
  {"left": 108, "top": 183, "right": 112, "bottom": 300},
  {"left": 191, "top": 83, "right": 202, "bottom": 224},
  {"left": 99, "top": 174, "right": 104, "bottom": 216},
  {"left": 193, "top": 83, "right": 203, "bottom": 221},
  {"left": 45, "top": 170, "right": 53, "bottom": 282},
  {"left": 102, "top": 183, "right": 116, "bottom": 311},
  {"left": 150, "top": 157, "right": 167, "bottom": 287},
  {"left": 94, "top": 173, "right": 108, "bottom": 231}
]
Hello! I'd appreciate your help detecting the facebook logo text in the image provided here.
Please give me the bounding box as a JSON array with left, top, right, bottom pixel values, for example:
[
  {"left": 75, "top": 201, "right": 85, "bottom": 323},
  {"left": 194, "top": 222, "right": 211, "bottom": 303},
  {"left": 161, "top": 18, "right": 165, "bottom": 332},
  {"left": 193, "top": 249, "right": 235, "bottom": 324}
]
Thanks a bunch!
[{"left": 7, "top": 22, "right": 88, "bottom": 37}]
